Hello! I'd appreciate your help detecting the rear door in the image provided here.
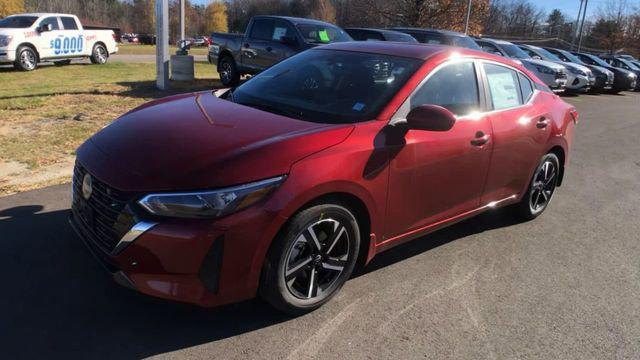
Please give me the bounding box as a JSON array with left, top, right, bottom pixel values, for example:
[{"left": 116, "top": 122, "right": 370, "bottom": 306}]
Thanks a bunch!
[
  {"left": 385, "top": 60, "right": 493, "bottom": 240},
  {"left": 481, "top": 62, "right": 551, "bottom": 203},
  {"left": 59, "top": 16, "right": 84, "bottom": 57}
]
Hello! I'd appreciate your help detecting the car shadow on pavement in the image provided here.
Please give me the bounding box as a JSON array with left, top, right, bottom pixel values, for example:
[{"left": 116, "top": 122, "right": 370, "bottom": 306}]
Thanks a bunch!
[
  {"left": 0, "top": 205, "right": 289, "bottom": 358},
  {"left": 0, "top": 203, "right": 523, "bottom": 358}
]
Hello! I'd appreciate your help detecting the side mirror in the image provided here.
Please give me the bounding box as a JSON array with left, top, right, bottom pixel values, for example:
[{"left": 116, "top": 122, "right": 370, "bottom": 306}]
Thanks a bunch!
[
  {"left": 493, "top": 51, "right": 502, "bottom": 56},
  {"left": 406, "top": 105, "right": 456, "bottom": 131},
  {"left": 532, "top": 55, "right": 542, "bottom": 60},
  {"left": 38, "top": 24, "right": 52, "bottom": 33},
  {"left": 280, "top": 36, "right": 297, "bottom": 46}
]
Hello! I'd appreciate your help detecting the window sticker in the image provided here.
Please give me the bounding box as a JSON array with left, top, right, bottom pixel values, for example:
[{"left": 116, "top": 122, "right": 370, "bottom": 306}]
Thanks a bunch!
[
  {"left": 318, "top": 30, "right": 330, "bottom": 43},
  {"left": 273, "top": 27, "right": 287, "bottom": 41},
  {"left": 487, "top": 72, "right": 519, "bottom": 109},
  {"left": 352, "top": 102, "right": 366, "bottom": 111}
]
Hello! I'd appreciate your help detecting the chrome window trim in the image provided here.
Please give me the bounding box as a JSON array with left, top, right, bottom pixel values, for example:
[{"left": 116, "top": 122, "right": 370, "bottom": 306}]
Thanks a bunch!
[{"left": 111, "top": 221, "right": 158, "bottom": 255}]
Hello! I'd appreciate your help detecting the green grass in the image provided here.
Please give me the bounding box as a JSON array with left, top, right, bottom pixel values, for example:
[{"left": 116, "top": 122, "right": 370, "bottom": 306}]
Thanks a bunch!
[
  {"left": 0, "top": 60, "right": 221, "bottom": 175},
  {"left": 117, "top": 43, "right": 209, "bottom": 56}
]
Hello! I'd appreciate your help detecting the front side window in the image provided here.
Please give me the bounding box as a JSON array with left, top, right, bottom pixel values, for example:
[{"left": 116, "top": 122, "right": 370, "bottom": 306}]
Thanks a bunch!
[
  {"left": 61, "top": 17, "right": 79, "bottom": 30},
  {"left": 39, "top": 17, "right": 60, "bottom": 31},
  {"left": 232, "top": 49, "right": 422, "bottom": 124},
  {"left": 411, "top": 61, "right": 479, "bottom": 116},
  {"left": 249, "top": 19, "right": 274, "bottom": 41},
  {"left": 272, "top": 20, "right": 296, "bottom": 41},
  {"left": 484, "top": 63, "right": 522, "bottom": 110},
  {"left": 0, "top": 16, "right": 38, "bottom": 28}
]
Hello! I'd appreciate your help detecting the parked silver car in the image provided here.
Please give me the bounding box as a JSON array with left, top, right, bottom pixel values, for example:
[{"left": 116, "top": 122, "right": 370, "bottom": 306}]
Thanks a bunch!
[{"left": 518, "top": 44, "right": 594, "bottom": 92}]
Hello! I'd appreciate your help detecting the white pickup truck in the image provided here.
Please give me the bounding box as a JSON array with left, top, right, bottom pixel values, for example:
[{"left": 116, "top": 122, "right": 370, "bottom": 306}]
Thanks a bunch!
[{"left": 0, "top": 13, "right": 118, "bottom": 71}]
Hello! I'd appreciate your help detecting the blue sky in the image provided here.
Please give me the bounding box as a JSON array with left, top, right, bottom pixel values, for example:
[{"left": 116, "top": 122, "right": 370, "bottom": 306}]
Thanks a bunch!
[{"left": 191, "top": 0, "right": 639, "bottom": 20}]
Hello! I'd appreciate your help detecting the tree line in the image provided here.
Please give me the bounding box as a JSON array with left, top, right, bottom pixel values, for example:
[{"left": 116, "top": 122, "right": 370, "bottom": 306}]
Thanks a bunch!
[{"left": 0, "top": 0, "right": 638, "bottom": 55}]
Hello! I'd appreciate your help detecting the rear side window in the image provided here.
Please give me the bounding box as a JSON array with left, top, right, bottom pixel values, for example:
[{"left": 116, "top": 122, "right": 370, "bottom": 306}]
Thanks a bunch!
[
  {"left": 411, "top": 61, "right": 479, "bottom": 116},
  {"left": 39, "top": 17, "right": 60, "bottom": 31},
  {"left": 61, "top": 17, "right": 79, "bottom": 30},
  {"left": 484, "top": 63, "right": 522, "bottom": 110},
  {"left": 518, "top": 73, "right": 534, "bottom": 102},
  {"left": 250, "top": 19, "right": 275, "bottom": 41}
]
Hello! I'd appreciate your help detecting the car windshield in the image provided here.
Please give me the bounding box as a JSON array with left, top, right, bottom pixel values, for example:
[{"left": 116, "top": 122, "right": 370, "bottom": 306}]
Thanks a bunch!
[
  {"left": 585, "top": 54, "right": 611, "bottom": 67},
  {"left": 557, "top": 49, "right": 585, "bottom": 65},
  {"left": 619, "top": 59, "right": 640, "bottom": 70},
  {"left": 0, "top": 16, "right": 38, "bottom": 28},
  {"left": 533, "top": 47, "right": 562, "bottom": 62},
  {"left": 452, "top": 36, "right": 482, "bottom": 50},
  {"left": 296, "top": 23, "right": 352, "bottom": 44},
  {"left": 501, "top": 43, "right": 531, "bottom": 59},
  {"left": 231, "top": 49, "right": 422, "bottom": 124}
]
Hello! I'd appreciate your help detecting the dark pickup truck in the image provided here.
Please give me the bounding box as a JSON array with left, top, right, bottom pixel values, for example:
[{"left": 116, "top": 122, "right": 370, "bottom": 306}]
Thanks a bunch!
[{"left": 209, "top": 15, "right": 352, "bottom": 86}]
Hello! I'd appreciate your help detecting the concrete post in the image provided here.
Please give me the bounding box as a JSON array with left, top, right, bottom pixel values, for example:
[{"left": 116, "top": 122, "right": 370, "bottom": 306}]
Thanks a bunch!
[{"left": 156, "top": 0, "right": 170, "bottom": 90}]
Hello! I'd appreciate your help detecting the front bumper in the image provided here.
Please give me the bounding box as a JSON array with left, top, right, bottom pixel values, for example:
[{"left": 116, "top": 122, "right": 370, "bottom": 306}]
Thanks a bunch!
[
  {"left": 565, "top": 74, "right": 591, "bottom": 91},
  {"left": 0, "top": 49, "right": 16, "bottom": 63},
  {"left": 70, "top": 164, "right": 284, "bottom": 307}
]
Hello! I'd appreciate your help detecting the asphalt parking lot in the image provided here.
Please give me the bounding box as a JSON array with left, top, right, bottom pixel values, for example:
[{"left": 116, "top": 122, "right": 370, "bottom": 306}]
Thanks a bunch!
[{"left": 2, "top": 91, "right": 640, "bottom": 359}]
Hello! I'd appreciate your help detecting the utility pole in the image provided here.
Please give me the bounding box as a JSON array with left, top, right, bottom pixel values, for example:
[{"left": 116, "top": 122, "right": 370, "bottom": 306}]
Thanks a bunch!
[
  {"left": 156, "top": 0, "right": 169, "bottom": 90},
  {"left": 570, "top": 0, "right": 584, "bottom": 50},
  {"left": 577, "top": 0, "right": 589, "bottom": 52},
  {"left": 464, "top": 0, "right": 472, "bottom": 34}
]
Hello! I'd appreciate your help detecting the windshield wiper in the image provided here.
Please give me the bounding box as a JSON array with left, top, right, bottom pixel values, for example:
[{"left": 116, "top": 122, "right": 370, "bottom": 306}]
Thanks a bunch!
[{"left": 239, "top": 101, "right": 304, "bottom": 120}]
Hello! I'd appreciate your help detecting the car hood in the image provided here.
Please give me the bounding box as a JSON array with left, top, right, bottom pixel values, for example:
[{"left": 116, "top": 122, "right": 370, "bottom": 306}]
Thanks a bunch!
[
  {"left": 560, "top": 62, "right": 591, "bottom": 74},
  {"left": 523, "top": 58, "right": 565, "bottom": 71},
  {"left": 588, "top": 65, "right": 612, "bottom": 76},
  {"left": 77, "top": 91, "right": 354, "bottom": 192}
]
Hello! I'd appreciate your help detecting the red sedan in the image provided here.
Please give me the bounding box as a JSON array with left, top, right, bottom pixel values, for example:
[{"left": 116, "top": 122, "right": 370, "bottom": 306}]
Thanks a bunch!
[{"left": 70, "top": 42, "right": 577, "bottom": 314}]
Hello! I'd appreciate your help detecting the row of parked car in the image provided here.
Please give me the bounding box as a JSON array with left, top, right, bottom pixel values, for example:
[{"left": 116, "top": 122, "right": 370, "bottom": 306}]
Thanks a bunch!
[{"left": 208, "top": 15, "right": 640, "bottom": 93}]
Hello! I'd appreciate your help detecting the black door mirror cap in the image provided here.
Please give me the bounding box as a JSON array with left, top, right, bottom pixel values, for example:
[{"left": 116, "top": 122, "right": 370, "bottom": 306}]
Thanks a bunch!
[{"left": 405, "top": 104, "right": 456, "bottom": 132}]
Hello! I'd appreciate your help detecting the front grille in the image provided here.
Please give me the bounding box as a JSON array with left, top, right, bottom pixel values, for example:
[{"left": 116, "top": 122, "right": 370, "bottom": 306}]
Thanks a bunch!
[
  {"left": 555, "top": 70, "right": 567, "bottom": 79},
  {"left": 72, "top": 163, "right": 136, "bottom": 253}
]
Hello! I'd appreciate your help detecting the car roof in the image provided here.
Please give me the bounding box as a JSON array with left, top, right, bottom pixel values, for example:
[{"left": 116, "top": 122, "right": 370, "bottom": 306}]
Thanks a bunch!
[
  {"left": 318, "top": 41, "right": 500, "bottom": 61},
  {"left": 345, "top": 27, "right": 408, "bottom": 35},
  {"left": 253, "top": 15, "right": 338, "bottom": 27},
  {"left": 389, "top": 27, "right": 467, "bottom": 37},
  {"left": 10, "top": 13, "right": 75, "bottom": 17},
  {"left": 477, "top": 38, "right": 513, "bottom": 45}
]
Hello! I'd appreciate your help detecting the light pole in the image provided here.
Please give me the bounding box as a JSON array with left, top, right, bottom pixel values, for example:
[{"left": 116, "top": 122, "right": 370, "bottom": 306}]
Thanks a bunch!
[
  {"left": 464, "top": 0, "right": 472, "bottom": 34},
  {"left": 570, "top": 0, "right": 584, "bottom": 50},
  {"left": 577, "top": 0, "right": 589, "bottom": 52}
]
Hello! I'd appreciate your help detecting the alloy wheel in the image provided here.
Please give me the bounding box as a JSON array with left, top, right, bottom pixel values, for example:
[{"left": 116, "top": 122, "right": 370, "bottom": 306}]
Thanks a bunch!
[
  {"left": 220, "top": 62, "right": 232, "bottom": 83},
  {"left": 284, "top": 218, "right": 350, "bottom": 299},
  {"left": 96, "top": 46, "right": 107, "bottom": 63},
  {"left": 20, "top": 50, "right": 36, "bottom": 70},
  {"left": 529, "top": 160, "right": 557, "bottom": 213}
]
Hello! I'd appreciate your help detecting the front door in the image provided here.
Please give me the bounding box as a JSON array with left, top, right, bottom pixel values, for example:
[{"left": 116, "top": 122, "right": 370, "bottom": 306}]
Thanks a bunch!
[
  {"left": 35, "top": 16, "right": 62, "bottom": 59},
  {"left": 385, "top": 60, "right": 493, "bottom": 240}
]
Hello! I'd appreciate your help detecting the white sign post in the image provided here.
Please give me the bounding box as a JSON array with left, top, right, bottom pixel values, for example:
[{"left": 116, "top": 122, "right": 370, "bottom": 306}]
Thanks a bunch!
[{"left": 156, "top": 0, "right": 170, "bottom": 90}]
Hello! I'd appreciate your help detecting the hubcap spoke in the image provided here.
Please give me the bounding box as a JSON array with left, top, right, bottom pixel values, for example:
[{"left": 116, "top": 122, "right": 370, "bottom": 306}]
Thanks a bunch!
[
  {"left": 285, "top": 256, "right": 313, "bottom": 281},
  {"left": 322, "top": 256, "right": 347, "bottom": 272},
  {"left": 325, "top": 224, "right": 346, "bottom": 255},
  {"left": 307, "top": 268, "right": 318, "bottom": 298},
  {"left": 304, "top": 227, "right": 322, "bottom": 253}
]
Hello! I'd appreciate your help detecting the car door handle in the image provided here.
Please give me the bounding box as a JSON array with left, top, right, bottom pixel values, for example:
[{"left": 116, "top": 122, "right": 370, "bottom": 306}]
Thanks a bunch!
[
  {"left": 266, "top": 46, "right": 273, "bottom": 52},
  {"left": 536, "top": 117, "right": 550, "bottom": 129},
  {"left": 470, "top": 132, "right": 490, "bottom": 146}
]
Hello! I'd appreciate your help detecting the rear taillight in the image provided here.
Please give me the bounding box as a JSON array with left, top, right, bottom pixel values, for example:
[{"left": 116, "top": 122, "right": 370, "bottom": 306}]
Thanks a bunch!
[{"left": 112, "top": 33, "right": 117, "bottom": 42}]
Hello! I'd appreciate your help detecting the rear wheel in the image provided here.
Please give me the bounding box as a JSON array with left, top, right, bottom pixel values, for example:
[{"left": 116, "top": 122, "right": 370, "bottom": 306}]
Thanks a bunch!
[
  {"left": 90, "top": 44, "right": 108, "bottom": 64},
  {"left": 218, "top": 55, "right": 240, "bottom": 87},
  {"left": 260, "top": 203, "right": 360, "bottom": 315},
  {"left": 513, "top": 153, "right": 560, "bottom": 220},
  {"left": 14, "top": 46, "right": 38, "bottom": 71}
]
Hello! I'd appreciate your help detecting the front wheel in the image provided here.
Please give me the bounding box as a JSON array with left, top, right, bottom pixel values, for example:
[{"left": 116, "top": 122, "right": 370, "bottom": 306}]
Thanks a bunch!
[
  {"left": 90, "top": 44, "right": 108, "bottom": 64},
  {"left": 260, "top": 203, "right": 360, "bottom": 315},
  {"left": 513, "top": 153, "right": 560, "bottom": 220},
  {"left": 14, "top": 46, "right": 38, "bottom": 71}
]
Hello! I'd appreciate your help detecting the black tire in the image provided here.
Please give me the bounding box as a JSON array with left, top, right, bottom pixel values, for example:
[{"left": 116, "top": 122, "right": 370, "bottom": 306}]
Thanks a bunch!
[
  {"left": 54, "top": 60, "right": 72, "bottom": 66},
  {"left": 512, "top": 153, "right": 560, "bottom": 221},
  {"left": 90, "top": 44, "right": 108, "bottom": 64},
  {"left": 260, "top": 203, "right": 360, "bottom": 315},
  {"left": 14, "top": 46, "right": 38, "bottom": 71},
  {"left": 218, "top": 55, "right": 240, "bottom": 87}
]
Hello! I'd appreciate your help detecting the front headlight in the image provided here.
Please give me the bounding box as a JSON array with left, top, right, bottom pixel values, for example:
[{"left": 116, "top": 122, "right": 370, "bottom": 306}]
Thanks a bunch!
[
  {"left": 536, "top": 66, "right": 555, "bottom": 75},
  {"left": 138, "top": 176, "right": 286, "bottom": 219},
  {"left": 0, "top": 35, "right": 13, "bottom": 47}
]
